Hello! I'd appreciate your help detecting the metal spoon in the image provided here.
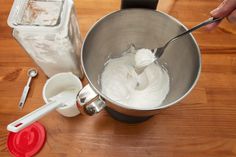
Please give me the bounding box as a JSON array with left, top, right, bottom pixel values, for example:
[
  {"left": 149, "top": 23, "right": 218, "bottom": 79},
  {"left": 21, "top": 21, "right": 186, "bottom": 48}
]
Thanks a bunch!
[
  {"left": 135, "top": 17, "right": 222, "bottom": 74},
  {"left": 18, "top": 68, "right": 38, "bottom": 109},
  {"left": 152, "top": 17, "right": 222, "bottom": 58}
]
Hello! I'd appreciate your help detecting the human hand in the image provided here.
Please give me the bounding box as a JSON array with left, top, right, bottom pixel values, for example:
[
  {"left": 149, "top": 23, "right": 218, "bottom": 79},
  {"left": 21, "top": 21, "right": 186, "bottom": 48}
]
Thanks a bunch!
[{"left": 206, "top": 0, "right": 236, "bottom": 30}]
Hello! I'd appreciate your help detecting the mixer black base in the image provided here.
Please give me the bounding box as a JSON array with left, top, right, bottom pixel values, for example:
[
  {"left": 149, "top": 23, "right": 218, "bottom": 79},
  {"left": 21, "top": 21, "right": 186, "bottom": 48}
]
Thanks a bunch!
[
  {"left": 105, "top": 107, "right": 153, "bottom": 123},
  {"left": 121, "top": 0, "right": 159, "bottom": 10}
]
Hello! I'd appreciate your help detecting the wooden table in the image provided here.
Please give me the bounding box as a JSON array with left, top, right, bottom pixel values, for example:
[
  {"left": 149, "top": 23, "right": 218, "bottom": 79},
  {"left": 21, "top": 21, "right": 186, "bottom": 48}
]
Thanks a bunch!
[{"left": 1, "top": 0, "right": 236, "bottom": 156}]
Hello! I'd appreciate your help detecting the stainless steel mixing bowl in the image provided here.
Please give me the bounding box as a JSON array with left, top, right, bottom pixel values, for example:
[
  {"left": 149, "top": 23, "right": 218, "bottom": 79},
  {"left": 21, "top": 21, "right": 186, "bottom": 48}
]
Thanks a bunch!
[{"left": 77, "top": 9, "right": 201, "bottom": 117}]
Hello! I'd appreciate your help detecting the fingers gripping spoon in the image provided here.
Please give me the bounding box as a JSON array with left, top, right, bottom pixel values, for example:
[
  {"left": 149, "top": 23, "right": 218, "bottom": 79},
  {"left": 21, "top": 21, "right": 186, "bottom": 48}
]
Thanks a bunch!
[{"left": 18, "top": 68, "right": 38, "bottom": 109}]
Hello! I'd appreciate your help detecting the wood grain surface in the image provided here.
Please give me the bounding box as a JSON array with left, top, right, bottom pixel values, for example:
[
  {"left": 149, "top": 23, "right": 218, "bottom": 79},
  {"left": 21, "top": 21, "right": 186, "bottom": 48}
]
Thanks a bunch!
[{"left": 1, "top": 0, "right": 236, "bottom": 157}]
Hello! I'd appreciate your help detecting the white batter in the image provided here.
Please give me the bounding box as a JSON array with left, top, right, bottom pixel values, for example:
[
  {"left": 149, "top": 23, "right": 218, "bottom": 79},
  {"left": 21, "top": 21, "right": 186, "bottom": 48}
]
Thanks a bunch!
[
  {"left": 101, "top": 48, "right": 170, "bottom": 109},
  {"left": 135, "top": 48, "right": 156, "bottom": 69}
]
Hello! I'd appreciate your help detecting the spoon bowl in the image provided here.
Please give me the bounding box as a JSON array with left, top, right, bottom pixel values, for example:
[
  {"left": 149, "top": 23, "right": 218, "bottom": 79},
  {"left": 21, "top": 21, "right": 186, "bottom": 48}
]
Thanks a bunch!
[{"left": 28, "top": 68, "right": 38, "bottom": 78}]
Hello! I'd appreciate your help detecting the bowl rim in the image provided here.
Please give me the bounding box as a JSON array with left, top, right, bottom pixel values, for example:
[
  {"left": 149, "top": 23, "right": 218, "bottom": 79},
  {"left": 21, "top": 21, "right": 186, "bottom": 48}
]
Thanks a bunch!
[{"left": 81, "top": 8, "right": 201, "bottom": 111}]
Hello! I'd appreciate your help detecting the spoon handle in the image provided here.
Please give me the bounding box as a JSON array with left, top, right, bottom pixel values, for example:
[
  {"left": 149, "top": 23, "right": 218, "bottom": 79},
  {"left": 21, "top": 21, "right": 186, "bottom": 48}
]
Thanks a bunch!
[
  {"left": 155, "top": 17, "right": 223, "bottom": 58},
  {"left": 160, "top": 17, "right": 223, "bottom": 52},
  {"left": 18, "top": 76, "right": 32, "bottom": 109},
  {"left": 175, "top": 17, "right": 223, "bottom": 40}
]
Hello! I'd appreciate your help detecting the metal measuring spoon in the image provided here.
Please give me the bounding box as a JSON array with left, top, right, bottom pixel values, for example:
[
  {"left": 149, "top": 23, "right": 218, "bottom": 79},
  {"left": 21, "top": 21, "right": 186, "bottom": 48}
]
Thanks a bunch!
[{"left": 18, "top": 68, "right": 38, "bottom": 109}]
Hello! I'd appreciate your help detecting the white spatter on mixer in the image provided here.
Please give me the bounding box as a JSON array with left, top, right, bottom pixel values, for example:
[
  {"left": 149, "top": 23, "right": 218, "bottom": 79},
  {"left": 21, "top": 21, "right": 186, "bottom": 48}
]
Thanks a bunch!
[{"left": 101, "top": 48, "right": 170, "bottom": 109}]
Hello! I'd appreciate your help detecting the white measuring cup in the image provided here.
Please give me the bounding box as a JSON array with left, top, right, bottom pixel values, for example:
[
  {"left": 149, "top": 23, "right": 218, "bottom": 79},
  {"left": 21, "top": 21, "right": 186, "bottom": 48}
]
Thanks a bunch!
[
  {"left": 42, "top": 72, "right": 82, "bottom": 117},
  {"left": 7, "top": 72, "right": 82, "bottom": 132}
]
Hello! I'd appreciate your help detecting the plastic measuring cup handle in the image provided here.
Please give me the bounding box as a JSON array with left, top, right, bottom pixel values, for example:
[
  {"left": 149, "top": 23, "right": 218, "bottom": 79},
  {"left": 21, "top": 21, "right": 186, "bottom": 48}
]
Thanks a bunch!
[{"left": 7, "top": 101, "right": 62, "bottom": 133}]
